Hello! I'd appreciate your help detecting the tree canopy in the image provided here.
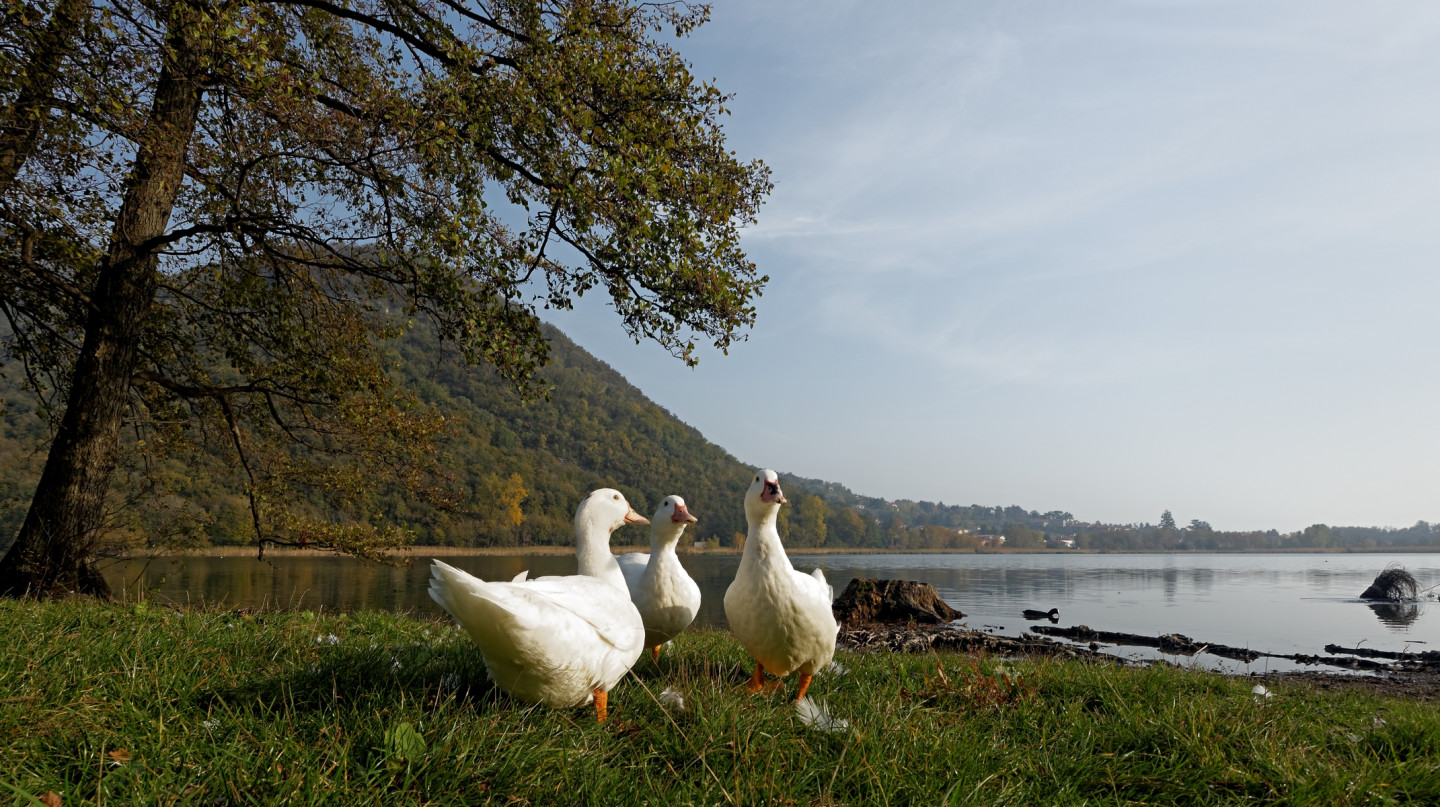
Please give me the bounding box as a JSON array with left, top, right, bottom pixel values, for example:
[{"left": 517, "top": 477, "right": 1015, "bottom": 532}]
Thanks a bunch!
[{"left": 0, "top": 0, "right": 770, "bottom": 595}]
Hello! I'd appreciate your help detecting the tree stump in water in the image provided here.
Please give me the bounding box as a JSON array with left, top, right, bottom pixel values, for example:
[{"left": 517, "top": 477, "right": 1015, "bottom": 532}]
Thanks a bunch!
[
  {"left": 832, "top": 578, "right": 963, "bottom": 625},
  {"left": 1360, "top": 564, "right": 1418, "bottom": 601}
]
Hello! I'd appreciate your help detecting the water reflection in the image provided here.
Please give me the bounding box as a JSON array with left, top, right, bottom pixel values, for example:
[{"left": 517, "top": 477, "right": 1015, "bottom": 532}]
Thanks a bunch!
[
  {"left": 103, "top": 552, "right": 1440, "bottom": 660},
  {"left": 1368, "top": 602, "right": 1422, "bottom": 628},
  {"left": 1189, "top": 567, "right": 1214, "bottom": 593}
]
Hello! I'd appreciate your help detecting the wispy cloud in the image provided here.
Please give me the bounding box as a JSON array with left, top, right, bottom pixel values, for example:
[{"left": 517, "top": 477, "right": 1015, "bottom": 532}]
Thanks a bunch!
[{"left": 569, "top": 0, "right": 1440, "bottom": 527}]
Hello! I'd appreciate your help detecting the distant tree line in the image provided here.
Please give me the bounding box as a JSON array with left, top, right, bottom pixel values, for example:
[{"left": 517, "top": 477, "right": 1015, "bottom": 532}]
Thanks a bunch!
[{"left": 1069, "top": 514, "right": 1440, "bottom": 551}]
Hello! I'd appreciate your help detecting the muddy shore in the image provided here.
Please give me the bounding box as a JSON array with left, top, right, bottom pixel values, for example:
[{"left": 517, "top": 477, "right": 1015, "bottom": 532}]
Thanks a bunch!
[{"left": 838, "top": 622, "right": 1440, "bottom": 701}]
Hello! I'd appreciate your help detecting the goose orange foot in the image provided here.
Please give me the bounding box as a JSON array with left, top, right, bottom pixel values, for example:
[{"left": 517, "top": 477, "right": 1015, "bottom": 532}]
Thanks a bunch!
[
  {"left": 651, "top": 645, "right": 662, "bottom": 663},
  {"left": 593, "top": 689, "right": 608, "bottom": 722},
  {"left": 795, "top": 673, "right": 813, "bottom": 702},
  {"left": 744, "top": 661, "right": 766, "bottom": 694}
]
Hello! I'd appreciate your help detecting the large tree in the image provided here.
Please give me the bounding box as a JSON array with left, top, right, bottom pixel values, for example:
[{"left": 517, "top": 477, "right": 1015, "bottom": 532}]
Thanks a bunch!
[{"left": 0, "top": 0, "right": 770, "bottom": 596}]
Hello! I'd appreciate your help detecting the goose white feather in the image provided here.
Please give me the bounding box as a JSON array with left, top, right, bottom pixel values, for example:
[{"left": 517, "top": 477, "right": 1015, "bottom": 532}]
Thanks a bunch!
[
  {"left": 724, "top": 469, "right": 838, "bottom": 700},
  {"left": 428, "top": 488, "right": 648, "bottom": 715},
  {"left": 617, "top": 495, "right": 702, "bottom": 657}
]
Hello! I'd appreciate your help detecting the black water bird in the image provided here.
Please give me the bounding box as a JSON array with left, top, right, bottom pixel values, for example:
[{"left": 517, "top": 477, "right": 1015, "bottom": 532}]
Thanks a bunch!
[{"left": 1023, "top": 608, "right": 1059, "bottom": 620}]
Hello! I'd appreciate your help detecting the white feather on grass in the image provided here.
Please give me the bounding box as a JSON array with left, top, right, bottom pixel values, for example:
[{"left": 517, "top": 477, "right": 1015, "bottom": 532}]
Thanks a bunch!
[
  {"left": 659, "top": 687, "right": 686, "bottom": 712},
  {"left": 795, "top": 697, "right": 850, "bottom": 733}
]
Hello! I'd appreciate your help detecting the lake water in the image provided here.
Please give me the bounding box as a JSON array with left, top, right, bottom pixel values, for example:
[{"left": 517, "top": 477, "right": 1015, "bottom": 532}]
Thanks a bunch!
[{"left": 103, "top": 551, "right": 1440, "bottom": 673}]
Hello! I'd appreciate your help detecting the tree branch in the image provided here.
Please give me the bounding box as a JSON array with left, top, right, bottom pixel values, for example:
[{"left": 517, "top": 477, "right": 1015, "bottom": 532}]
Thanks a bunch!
[
  {"left": 432, "top": 0, "right": 530, "bottom": 44},
  {"left": 130, "top": 371, "right": 327, "bottom": 410},
  {"left": 217, "top": 394, "right": 268, "bottom": 558},
  {"left": 268, "top": 0, "right": 518, "bottom": 70}
]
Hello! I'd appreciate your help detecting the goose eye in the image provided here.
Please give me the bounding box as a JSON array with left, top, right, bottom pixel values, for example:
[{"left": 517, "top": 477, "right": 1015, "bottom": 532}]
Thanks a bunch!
[{"left": 613, "top": 494, "right": 620, "bottom": 501}]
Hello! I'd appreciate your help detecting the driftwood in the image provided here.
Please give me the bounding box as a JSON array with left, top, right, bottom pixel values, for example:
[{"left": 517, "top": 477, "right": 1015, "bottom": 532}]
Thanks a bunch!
[
  {"left": 1028, "top": 625, "right": 1262, "bottom": 662},
  {"left": 1323, "top": 644, "right": 1440, "bottom": 662},
  {"left": 832, "top": 578, "right": 963, "bottom": 625},
  {"left": 1028, "top": 624, "right": 1440, "bottom": 674}
]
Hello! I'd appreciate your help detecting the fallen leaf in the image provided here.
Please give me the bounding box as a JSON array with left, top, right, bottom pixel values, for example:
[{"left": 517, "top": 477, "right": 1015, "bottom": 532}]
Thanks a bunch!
[
  {"left": 382, "top": 722, "right": 426, "bottom": 762},
  {"left": 609, "top": 720, "right": 643, "bottom": 738},
  {"left": 107, "top": 749, "right": 131, "bottom": 766},
  {"left": 40, "top": 793, "right": 62, "bottom": 807}
]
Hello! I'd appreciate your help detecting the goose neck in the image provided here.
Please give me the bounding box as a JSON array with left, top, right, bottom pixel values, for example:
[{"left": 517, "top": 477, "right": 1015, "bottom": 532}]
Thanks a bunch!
[
  {"left": 650, "top": 526, "right": 685, "bottom": 555},
  {"left": 743, "top": 520, "right": 789, "bottom": 568},
  {"left": 575, "top": 518, "right": 627, "bottom": 592}
]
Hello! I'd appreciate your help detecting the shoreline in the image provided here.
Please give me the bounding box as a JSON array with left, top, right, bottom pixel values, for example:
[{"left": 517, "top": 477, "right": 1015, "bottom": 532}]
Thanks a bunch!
[{"left": 137, "top": 544, "right": 1440, "bottom": 559}]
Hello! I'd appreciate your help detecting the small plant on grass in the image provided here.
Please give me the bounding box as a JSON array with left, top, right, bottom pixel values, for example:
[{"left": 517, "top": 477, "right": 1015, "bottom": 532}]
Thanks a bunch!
[{"left": 902, "top": 658, "right": 1039, "bottom": 711}]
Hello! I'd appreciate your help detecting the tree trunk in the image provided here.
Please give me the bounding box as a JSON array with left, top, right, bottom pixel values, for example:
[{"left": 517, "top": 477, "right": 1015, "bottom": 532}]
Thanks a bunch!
[{"left": 0, "top": 7, "right": 205, "bottom": 598}]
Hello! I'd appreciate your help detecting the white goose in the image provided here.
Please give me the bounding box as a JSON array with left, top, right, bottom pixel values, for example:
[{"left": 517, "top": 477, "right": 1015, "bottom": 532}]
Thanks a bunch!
[
  {"left": 617, "top": 495, "right": 701, "bottom": 661},
  {"left": 428, "top": 488, "right": 648, "bottom": 721},
  {"left": 723, "top": 469, "right": 837, "bottom": 701}
]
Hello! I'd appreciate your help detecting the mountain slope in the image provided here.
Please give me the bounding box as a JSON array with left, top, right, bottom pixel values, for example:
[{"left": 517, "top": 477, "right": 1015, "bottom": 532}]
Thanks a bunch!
[
  {"left": 392, "top": 322, "right": 759, "bottom": 544},
  {"left": 1, "top": 322, "right": 764, "bottom": 549}
]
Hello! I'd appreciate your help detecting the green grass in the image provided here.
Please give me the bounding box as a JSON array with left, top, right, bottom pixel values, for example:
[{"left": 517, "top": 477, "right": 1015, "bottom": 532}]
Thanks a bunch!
[{"left": 2, "top": 598, "right": 1437, "bottom": 806}]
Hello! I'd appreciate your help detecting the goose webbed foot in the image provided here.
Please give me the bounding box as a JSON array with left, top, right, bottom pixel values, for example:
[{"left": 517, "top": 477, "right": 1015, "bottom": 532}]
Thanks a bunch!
[
  {"left": 743, "top": 661, "right": 766, "bottom": 694},
  {"left": 795, "top": 673, "right": 813, "bottom": 702},
  {"left": 593, "top": 689, "right": 608, "bottom": 722}
]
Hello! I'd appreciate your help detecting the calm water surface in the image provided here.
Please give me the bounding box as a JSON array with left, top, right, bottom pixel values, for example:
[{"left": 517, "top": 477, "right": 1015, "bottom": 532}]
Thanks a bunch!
[{"left": 104, "top": 552, "right": 1439, "bottom": 672}]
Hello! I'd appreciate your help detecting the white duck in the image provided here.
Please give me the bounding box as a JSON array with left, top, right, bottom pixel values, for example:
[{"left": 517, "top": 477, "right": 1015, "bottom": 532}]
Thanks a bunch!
[
  {"left": 723, "top": 469, "right": 837, "bottom": 701},
  {"left": 428, "top": 488, "right": 648, "bottom": 721},
  {"left": 616, "top": 495, "right": 701, "bottom": 661}
]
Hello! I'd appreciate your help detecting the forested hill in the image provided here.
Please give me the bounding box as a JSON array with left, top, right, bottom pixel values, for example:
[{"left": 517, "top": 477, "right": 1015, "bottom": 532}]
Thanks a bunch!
[
  {"left": 3, "top": 322, "right": 1437, "bottom": 552},
  {"left": 391, "top": 322, "right": 760, "bottom": 545},
  {"left": 0, "top": 320, "right": 761, "bottom": 549}
]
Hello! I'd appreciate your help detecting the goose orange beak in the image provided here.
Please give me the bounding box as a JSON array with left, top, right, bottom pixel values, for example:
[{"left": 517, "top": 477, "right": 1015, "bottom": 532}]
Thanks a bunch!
[
  {"left": 624, "top": 507, "right": 650, "bottom": 526},
  {"left": 672, "top": 504, "right": 698, "bottom": 524}
]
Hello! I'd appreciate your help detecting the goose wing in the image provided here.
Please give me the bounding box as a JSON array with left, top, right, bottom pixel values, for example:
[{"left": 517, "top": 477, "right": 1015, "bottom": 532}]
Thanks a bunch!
[
  {"left": 525, "top": 574, "right": 644, "bottom": 651},
  {"left": 429, "top": 560, "right": 641, "bottom": 653}
]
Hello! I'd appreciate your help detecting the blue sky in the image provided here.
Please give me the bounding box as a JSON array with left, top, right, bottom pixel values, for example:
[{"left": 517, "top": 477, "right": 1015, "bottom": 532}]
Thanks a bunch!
[{"left": 545, "top": 1, "right": 1440, "bottom": 532}]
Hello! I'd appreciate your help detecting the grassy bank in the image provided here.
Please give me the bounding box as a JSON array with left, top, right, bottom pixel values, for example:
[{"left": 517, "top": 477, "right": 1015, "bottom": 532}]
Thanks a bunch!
[{"left": 2, "top": 600, "right": 1436, "bottom": 806}]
